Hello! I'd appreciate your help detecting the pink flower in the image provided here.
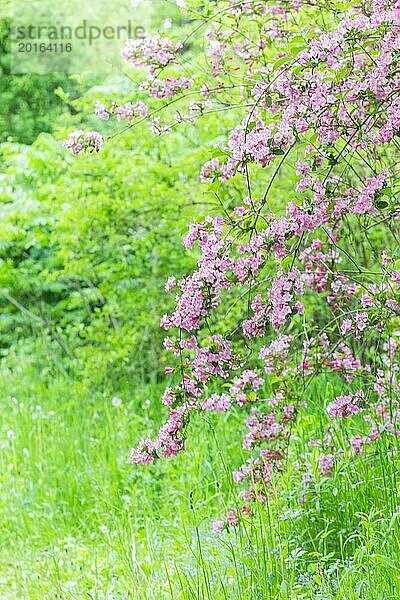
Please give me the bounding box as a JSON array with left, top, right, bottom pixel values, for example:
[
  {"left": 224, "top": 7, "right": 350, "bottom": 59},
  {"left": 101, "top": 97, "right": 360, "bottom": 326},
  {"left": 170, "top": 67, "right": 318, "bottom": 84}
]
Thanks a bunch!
[
  {"left": 327, "top": 391, "right": 364, "bottom": 419},
  {"left": 227, "top": 508, "right": 239, "bottom": 526},
  {"left": 319, "top": 453, "right": 334, "bottom": 477},
  {"left": 200, "top": 393, "right": 231, "bottom": 412},
  {"left": 63, "top": 130, "right": 103, "bottom": 155},
  {"left": 165, "top": 276, "right": 176, "bottom": 291},
  {"left": 341, "top": 319, "right": 353, "bottom": 335},
  {"left": 350, "top": 435, "right": 368, "bottom": 454},
  {"left": 95, "top": 101, "right": 110, "bottom": 120},
  {"left": 392, "top": 271, "right": 400, "bottom": 285},
  {"left": 212, "top": 520, "right": 225, "bottom": 532}
]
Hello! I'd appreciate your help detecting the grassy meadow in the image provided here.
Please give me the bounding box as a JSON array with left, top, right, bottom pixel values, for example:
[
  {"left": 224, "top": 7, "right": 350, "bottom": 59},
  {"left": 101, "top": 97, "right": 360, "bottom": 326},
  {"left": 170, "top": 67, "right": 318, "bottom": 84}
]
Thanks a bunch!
[{"left": 1, "top": 354, "right": 399, "bottom": 598}]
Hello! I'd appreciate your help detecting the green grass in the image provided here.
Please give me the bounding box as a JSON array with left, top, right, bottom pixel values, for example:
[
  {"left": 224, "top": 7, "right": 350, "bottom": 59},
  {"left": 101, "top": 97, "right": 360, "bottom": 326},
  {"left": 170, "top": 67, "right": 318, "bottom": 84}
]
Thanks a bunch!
[{"left": 0, "top": 353, "right": 399, "bottom": 599}]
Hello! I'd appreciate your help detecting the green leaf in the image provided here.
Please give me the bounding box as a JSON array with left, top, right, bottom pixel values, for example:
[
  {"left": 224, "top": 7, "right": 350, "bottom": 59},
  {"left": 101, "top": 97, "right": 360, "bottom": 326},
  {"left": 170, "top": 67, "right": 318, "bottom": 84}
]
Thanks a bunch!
[
  {"left": 209, "top": 147, "right": 229, "bottom": 159},
  {"left": 375, "top": 199, "right": 389, "bottom": 209},
  {"left": 290, "top": 46, "right": 306, "bottom": 58},
  {"left": 335, "top": 66, "right": 348, "bottom": 82},
  {"left": 210, "top": 179, "right": 221, "bottom": 192},
  {"left": 290, "top": 35, "right": 306, "bottom": 45},
  {"left": 272, "top": 56, "right": 292, "bottom": 71},
  {"left": 271, "top": 377, "right": 282, "bottom": 392}
]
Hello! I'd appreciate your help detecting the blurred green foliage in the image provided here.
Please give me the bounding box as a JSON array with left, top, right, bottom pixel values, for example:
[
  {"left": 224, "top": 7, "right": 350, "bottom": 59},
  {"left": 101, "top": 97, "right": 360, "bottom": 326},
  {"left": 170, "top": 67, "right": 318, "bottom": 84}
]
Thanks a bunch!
[
  {"left": 0, "top": 82, "right": 240, "bottom": 388},
  {"left": 0, "top": 18, "right": 83, "bottom": 144},
  {"left": 0, "top": 0, "right": 184, "bottom": 144}
]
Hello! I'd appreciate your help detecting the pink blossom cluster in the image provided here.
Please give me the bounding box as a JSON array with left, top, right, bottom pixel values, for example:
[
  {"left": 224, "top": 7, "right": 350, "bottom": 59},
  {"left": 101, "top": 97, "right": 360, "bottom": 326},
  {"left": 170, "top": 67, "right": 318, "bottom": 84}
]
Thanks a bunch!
[
  {"left": 326, "top": 390, "right": 365, "bottom": 419},
  {"left": 129, "top": 0, "right": 400, "bottom": 518},
  {"left": 199, "top": 2, "right": 400, "bottom": 183},
  {"left": 121, "top": 34, "right": 182, "bottom": 74},
  {"left": 145, "top": 77, "right": 193, "bottom": 99},
  {"left": 66, "top": 0, "right": 400, "bottom": 522},
  {"left": 95, "top": 100, "right": 148, "bottom": 123},
  {"left": 161, "top": 217, "right": 233, "bottom": 331},
  {"left": 63, "top": 130, "right": 103, "bottom": 155}
]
